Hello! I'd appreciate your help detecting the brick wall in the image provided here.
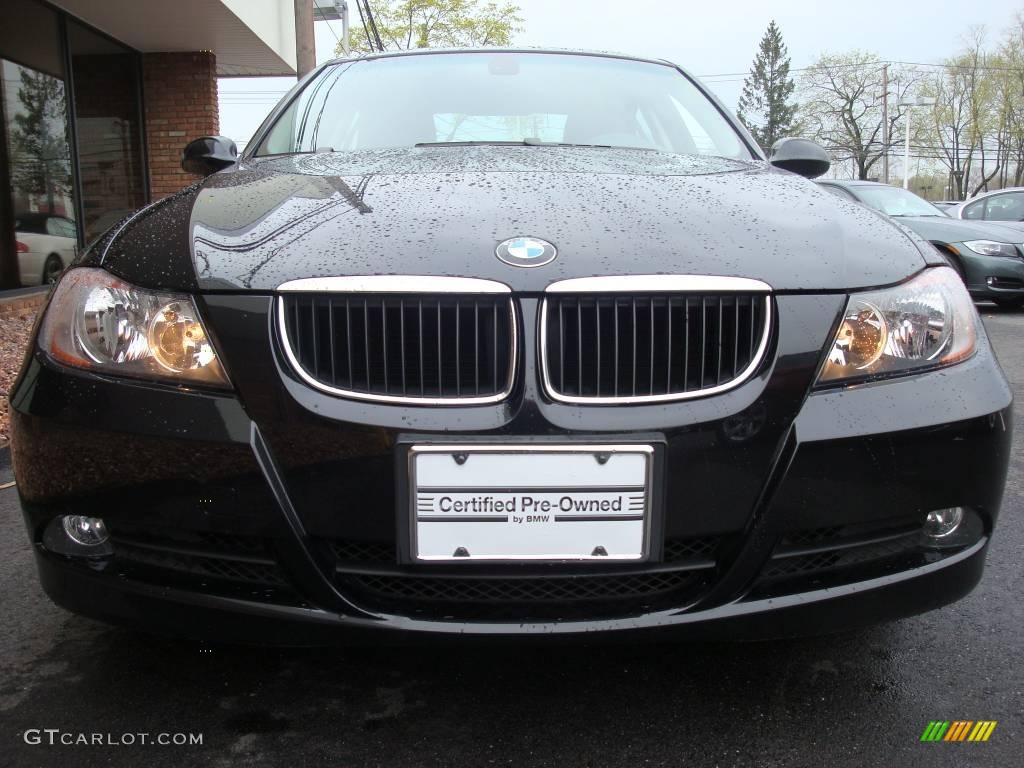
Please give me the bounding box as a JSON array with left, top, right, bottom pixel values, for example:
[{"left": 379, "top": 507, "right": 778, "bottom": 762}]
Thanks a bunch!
[{"left": 142, "top": 52, "right": 219, "bottom": 199}]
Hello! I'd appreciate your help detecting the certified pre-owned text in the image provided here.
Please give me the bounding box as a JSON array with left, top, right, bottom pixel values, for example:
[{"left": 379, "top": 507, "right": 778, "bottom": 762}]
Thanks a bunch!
[{"left": 437, "top": 495, "right": 625, "bottom": 513}]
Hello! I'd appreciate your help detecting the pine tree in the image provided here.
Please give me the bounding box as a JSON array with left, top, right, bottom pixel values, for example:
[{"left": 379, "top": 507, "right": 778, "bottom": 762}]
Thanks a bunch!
[{"left": 737, "top": 21, "right": 798, "bottom": 152}]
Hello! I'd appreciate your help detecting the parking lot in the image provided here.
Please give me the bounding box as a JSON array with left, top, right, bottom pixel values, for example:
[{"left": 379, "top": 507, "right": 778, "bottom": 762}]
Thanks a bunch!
[{"left": 0, "top": 305, "right": 1020, "bottom": 768}]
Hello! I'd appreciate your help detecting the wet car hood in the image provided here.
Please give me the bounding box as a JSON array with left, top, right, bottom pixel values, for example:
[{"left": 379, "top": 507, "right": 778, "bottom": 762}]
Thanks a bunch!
[
  {"left": 892, "top": 215, "right": 1024, "bottom": 244},
  {"left": 97, "top": 147, "right": 933, "bottom": 293}
]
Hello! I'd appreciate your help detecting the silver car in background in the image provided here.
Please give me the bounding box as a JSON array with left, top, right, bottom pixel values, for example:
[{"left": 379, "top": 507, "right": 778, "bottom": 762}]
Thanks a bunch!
[{"left": 953, "top": 187, "right": 1024, "bottom": 232}]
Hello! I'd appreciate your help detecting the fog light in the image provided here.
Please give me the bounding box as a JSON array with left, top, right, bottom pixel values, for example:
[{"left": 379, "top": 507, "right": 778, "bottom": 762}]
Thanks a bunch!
[
  {"left": 923, "top": 507, "right": 964, "bottom": 538},
  {"left": 62, "top": 515, "right": 109, "bottom": 546},
  {"left": 42, "top": 515, "right": 113, "bottom": 558}
]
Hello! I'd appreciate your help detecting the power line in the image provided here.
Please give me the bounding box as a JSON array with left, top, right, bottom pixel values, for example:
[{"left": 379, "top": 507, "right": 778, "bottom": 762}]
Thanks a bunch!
[
  {"left": 361, "top": 0, "right": 384, "bottom": 52},
  {"left": 316, "top": 4, "right": 341, "bottom": 45},
  {"left": 353, "top": 0, "right": 384, "bottom": 52},
  {"left": 358, "top": 0, "right": 378, "bottom": 51},
  {"left": 699, "top": 61, "right": 873, "bottom": 79},
  {"left": 699, "top": 58, "right": 1024, "bottom": 81}
]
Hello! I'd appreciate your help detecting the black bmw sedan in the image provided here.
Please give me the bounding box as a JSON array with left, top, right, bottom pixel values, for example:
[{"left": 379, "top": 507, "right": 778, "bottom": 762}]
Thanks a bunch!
[{"left": 10, "top": 50, "right": 1012, "bottom": 642}]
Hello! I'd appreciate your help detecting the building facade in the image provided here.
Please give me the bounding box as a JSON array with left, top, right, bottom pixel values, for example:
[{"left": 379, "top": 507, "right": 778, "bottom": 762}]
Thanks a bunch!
[{"left": 0, "top": 0, "right": 296, "bottom": 291}]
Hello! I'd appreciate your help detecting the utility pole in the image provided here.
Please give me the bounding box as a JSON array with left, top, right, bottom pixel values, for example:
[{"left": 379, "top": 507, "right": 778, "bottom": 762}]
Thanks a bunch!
[
  {"left": 897, "top": 96, "right": 936, "bottom": 190},
  {"left": 881, "top": 64, "right": 889, "bottom": 185},
  {"left": 904, "top": 105, "right": 911, "bottom": 190},
  {"left": 294, "top": 0, "right": 316, "bottom": 79},
  {"left": 340, "top": 1, "right": 350, "bottom": 55}
]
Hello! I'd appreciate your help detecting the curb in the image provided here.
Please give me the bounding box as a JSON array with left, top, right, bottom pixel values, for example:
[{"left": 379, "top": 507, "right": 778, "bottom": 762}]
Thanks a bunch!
[
  {"left": 0, "top": 444, "right": 11, "bottom": 486},
  {"left": 0, "top": 288, "right": 47, "bottom": 319}
]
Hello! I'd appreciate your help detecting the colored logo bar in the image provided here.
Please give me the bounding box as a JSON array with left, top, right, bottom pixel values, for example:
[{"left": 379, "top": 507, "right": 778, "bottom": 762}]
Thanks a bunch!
[{"left": 921, "top": 721, "right": 997, "bottom": 742}]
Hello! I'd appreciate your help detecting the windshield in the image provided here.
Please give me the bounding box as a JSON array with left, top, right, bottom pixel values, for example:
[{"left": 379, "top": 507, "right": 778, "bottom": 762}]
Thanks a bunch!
[
  {"left": 854, "top": 186, "right": 945, "bottom": 217},
  {"left": 256, "top": 52, "right": 750, "bottom": 160}
]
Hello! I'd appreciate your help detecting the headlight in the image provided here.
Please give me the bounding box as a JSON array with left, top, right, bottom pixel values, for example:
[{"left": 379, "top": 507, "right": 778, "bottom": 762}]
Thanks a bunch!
[
  {"left": 962, "top": 240, "right": 1019, "bottom": 258},
  {"left": 38, "top": 268, "right": 230, "bottom": 387},
  {"left": 817, "top": 266, "right": 977, "bottom": 386}
]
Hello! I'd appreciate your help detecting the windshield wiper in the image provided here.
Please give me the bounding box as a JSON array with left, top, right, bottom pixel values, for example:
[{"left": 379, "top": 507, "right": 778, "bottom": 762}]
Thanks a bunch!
[
  {"left": 414, "top": 139, "right": 614, "bottom": 149},
  {"left": 416, "top": 140, "right": 527, "bottom": 147}
]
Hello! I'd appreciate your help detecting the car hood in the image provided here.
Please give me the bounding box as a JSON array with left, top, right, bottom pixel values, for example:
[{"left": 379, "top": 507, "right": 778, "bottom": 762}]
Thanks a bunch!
[
  {"left": 892, "top": 215, "right": 1024, "bottom": 244},
  {"left": 94, "top": 147, "right": 931, "bottom": 293}
]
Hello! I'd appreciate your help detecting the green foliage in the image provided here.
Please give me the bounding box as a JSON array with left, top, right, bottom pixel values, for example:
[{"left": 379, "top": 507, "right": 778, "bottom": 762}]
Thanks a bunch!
[
  {"left": 737, "top": 21, "right": 797, "bottom": 151},
  {"left": 921, "top": 26, "right": 1023, "bottom": 198},
  {"left": 336, "top": 0, "right": 523, "bottom": 56}
]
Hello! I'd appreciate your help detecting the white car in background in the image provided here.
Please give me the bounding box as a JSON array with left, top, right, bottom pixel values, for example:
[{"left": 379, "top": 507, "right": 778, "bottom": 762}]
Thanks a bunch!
[
  {"left": 953, "top": 187, "right": 1024, "bottom": 232},
  {"left": 14, "top": 212, "right": 77, "bottom": 285}
]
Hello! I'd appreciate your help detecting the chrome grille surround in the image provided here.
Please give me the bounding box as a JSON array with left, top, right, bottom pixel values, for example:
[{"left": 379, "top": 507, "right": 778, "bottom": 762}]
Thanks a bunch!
[
  {"left": 277, "top": 275, "right": 517, "bottom": 405},
  {"left": 540, "top": 275, "right": 773, "bottom": 404}
]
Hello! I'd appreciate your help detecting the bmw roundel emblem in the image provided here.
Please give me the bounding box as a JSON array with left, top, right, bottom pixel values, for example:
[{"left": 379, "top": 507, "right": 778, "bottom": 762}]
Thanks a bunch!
[{"left": 496, "top": 236, "right": 557, "bottom": 268}]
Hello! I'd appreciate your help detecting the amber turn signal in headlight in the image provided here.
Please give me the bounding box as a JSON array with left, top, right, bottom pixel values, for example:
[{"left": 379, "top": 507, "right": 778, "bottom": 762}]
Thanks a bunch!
[
  {"left": 817, "top": 266, "right": 977, "bottom": 385},
  {"left": 38, "top": 268, "right": 230, "bottom": 387}
]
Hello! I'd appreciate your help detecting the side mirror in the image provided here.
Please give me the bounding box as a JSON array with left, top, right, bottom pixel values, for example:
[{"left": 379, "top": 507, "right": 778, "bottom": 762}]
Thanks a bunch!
[
  {"left": 181, "top": 136, "right": 238, "bottom": 176},
  {"left": 768, "top": 138, "right": 831, "bottom": 179}
]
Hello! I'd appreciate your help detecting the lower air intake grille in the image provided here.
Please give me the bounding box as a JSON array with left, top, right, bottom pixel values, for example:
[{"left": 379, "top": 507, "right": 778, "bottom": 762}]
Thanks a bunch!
[
  {"left": 114, "top": 543, "right": 285, "bottom": 585},
  {"left": 542, "top": 292, "right": 770, "bottom": 402},
  {"left": 107, "top": 525, "right": 301, "bottom": 604},
  {"left": 747, "top": 519, "right": 928, "bottom": 599},
  {"left": 280, "top": 293, "right": 515, "bottom": 403},
  {"left": 339, "top": 570, "right": 707, "bottom": 621},
  {"left": 347, "top": 571, "right": 696, "bottom": 602},
  {"left": 329, "top": 535, "right": 723, "bottom": 621}
]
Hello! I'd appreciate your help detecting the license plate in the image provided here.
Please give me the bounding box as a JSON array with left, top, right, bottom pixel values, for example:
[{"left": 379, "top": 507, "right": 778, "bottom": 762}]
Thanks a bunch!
[{"left": 408, "top": 444, "right": 654, "bottom": 562}]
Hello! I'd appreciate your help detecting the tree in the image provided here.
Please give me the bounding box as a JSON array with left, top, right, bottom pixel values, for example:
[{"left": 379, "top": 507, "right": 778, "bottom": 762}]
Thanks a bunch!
[
  {"left": 336, "top": 0, "right": 523, "bottom": 56},
  {"left": 8, "top": 68, "right": 71, "bottom": 213},
  {"left": 925, "top": 30, "right": 1007, "bottom": 198},
  {"left": 997, "top": 16, "right": 1024, "bottom": 187},
  {"left": 799, "top": 52, "right": 918, "bottom": 180},
  {"left": 737, "top": 21, "right": 797, "bottom": 151}
]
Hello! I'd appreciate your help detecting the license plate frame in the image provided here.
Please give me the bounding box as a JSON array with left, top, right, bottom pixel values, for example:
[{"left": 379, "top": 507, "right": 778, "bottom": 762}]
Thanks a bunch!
[{"left": 396, "top": 438, "right": 664, "bottom": 565}]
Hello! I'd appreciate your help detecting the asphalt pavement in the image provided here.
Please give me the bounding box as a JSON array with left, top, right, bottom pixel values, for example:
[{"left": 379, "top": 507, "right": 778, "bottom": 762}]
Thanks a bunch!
[{"left": 1, "top": 305, "right": 1022, "bottom": 768}]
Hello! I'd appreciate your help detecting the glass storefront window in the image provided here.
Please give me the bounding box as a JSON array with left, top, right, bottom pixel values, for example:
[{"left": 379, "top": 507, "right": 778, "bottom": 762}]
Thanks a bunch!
[
  {"left": 0, "top": 3, "right": 147, "bottom": 290},
  {"left": 67, "top": 21, "right": 146, "bottom": 244},
  {"left": 2, "top": 59, "right": 76, "bottom": 287}
]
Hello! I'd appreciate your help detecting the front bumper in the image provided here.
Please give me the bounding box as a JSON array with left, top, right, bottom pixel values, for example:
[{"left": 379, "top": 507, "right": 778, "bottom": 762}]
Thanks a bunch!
[
  {"left": 32, "top": 536, "right": 990, "bottom": 643},
  {"left": 9, "top": 293, "right": 1013, "bottom": 642},
  {"left": 958, "top": 246, "right": 1024, "bottom": 299}
]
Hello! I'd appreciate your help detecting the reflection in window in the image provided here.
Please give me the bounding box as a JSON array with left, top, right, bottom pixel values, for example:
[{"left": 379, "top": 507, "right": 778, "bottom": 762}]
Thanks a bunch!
[
  {"left": 2, "top": 59, "right": 75, "bottom": 287},
  {"left": 962, "top": 201, "right": 985, "bottom": 220},
  {"left": 68, "top": 21, "right": 145, "bottom": 244},
  {"left": 259, "top": 53, "right": 752, "bottom": 159},
  {"left": 984, "top": 193, "right": 1024, "bottom": 222},
  {"left": 3, "top": 62, "right": 72, "bottom": 223},
  {"left": 432, "top": 113, "right": 568, "bottom": 143}
]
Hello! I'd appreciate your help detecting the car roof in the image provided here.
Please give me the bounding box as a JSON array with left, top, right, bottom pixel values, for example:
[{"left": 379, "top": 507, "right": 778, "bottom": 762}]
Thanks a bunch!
[
  {"left": 962, "top": 187, "right": 1024, "bottom": 201},
  {"left": 324, "top": 47, "right": 679, "bottom": 71},
  {"left": 949, "top": 187, "right": 1024, "bottom": 214}
]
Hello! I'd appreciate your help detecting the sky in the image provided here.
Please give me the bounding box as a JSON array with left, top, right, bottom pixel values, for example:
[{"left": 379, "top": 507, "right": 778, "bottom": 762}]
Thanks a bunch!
[{"left": 218, "top": 0, "right": 1024, "bottom": 150}]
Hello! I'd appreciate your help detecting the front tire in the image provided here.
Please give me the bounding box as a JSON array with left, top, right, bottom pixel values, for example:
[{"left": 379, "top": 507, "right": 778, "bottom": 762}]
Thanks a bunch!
[
  {"left": 940, "top": 248, "right": 967, "bottom": 284},
  {"left": 42, "top": 254, "right": 63, "bottom": 285}
]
